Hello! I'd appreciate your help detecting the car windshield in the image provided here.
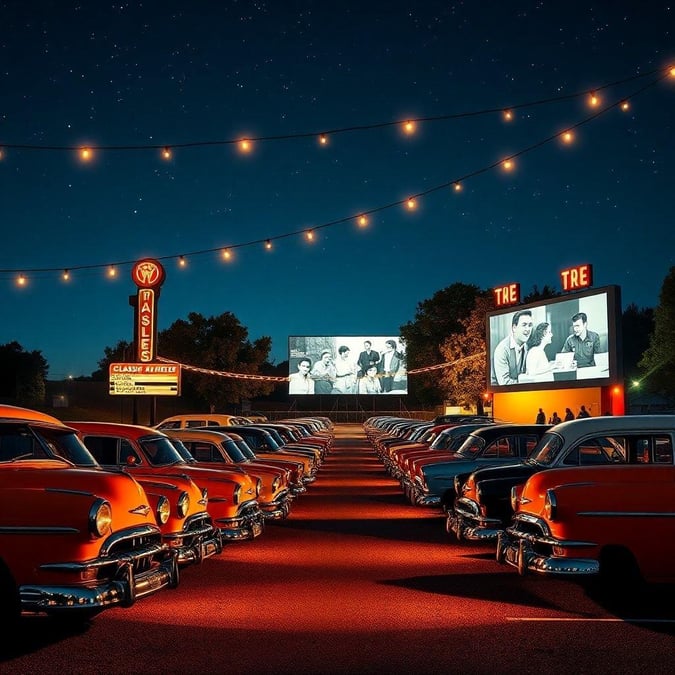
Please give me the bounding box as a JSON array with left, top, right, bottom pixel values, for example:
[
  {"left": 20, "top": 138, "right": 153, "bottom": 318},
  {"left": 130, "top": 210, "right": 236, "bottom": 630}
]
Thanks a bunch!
[
  {"left": 528, "top": 433, "right": 563, "bottom": 466},
  {"left": 453, "top": 436, "right": 485, "bottom": 459},
  {"left": 0, "top": 424, "right": 98, "bottom": 466},
  {"left": 167, "top": 438, "right": 197, "bottom": 462},
  {"left": 220, "top": 438, "right": 248, "bottom": 462},
  {"left": 231, "top": 438, "right": 257, "bottom": 459},
  {"left": 139, "top": 435, "right": 185, "bottom": 466}
]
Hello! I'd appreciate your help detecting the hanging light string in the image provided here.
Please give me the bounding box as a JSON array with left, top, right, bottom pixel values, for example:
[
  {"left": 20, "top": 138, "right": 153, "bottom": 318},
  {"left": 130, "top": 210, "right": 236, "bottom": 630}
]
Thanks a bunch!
[
  {"left": 0, "top": 69, "right": 671, "bottom": 279},
  {"left": 0, "top": 67, "right": 664, "bottom": 153},
  {"left": 156, "top": 351, "right": 486, "bottom": 381}
]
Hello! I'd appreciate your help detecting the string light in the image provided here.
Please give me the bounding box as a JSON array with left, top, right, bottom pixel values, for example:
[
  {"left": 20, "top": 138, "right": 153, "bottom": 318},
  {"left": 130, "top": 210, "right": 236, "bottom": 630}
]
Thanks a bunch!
[
  {"left": 318, "top": 134, "right": 328, "bottom": 146},
  {"left": 162, "top": 146, "right": 172, "bottom": 160},
  {"left": 620, "top": 100, "right": 630, "bottom": 111},
  {"left": 17, "top": 274, "right": 26, "bottom": 287},
  {"left": 305, "top": 229, "right": 315, "bottom": 241},
  {"left": 402, "top": 120, "right": 416, "bottom": 135},
  {"left": 178, "top": 255, "right": 187, "bottom": 267},
  {"left": 221, "top": 248, "right": 233, "bottom": 261},
  {"left": 357, "top": 215, "right": 369, "bottom": 227},
  {"left": 79, "top": 147, "right": 93, "bottom": 162},
  {"left": 502, "top": 109, "right": 513, "bottom": 122},
  {"left": 62, "top": 269, "right": 70, "bottom": 281},
  {"left": 589, "top": 91, "right": 600, "bottom": 107},
  {"left": 560, "top": 130, "right": 574, "bottom": 145},
  {"left": 1, "top": 68, "right": 670, "bottom": 283},
  {"left": 239, "top": 138, "right": 252, "bottom": 153},
  {"left": 0, "top": 147, "right": 4, "bottom": 160}
]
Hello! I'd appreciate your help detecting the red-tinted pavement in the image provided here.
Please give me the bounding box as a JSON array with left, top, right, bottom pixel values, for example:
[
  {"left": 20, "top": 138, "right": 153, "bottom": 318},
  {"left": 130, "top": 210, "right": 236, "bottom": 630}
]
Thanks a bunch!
[{"left": 1, "top": 424, "right": 673, "bottom": 674}]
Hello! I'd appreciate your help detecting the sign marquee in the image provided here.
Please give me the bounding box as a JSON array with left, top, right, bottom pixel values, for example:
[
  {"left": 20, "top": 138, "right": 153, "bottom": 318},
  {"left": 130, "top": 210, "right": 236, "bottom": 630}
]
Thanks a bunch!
[{"left": 109, "top": 363, "right": 180, "bottom": 396}]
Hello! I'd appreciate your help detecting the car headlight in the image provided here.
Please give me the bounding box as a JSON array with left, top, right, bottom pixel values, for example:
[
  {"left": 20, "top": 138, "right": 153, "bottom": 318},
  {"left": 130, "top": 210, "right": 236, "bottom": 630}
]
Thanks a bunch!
[
  {"left": 544, "top": 489, "right": 557, "bottom": 520},
  {"left": 89, "top": 498, "right": 113, "bottom": 537},
  {"left": 157, "top": 495, "right": 171, "bottom": 525},
  {"left": 177, "top": 491, "right": 190, "bottom": 519}
]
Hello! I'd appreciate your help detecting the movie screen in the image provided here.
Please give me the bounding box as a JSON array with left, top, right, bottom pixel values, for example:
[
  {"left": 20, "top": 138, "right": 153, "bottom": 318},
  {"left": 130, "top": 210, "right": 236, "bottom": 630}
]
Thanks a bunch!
[
  {"left": 487, "top": 285, "right": 622, "bottom": 392},
  {"left": 288, "top": 336, "right": 407, "bottom": 395}
]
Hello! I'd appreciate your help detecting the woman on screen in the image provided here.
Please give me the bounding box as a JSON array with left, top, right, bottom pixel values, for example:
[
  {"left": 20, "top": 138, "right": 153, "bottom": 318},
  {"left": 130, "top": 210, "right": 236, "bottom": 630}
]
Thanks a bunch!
[
  {"left": 358, "top": 364, "right": 382, "bottom": 394},
  {"left": 525, "top": 322, "right": 555, "bottom": 376}
]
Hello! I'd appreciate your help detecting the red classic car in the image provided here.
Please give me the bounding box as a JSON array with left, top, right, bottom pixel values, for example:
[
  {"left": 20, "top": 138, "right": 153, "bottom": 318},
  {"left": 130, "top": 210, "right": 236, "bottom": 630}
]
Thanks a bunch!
[
  {"left": 69, "top": 421, "right": 265, "bottom": 543},
  {"left": 496, "top": 416, "right": 675, "bottom": 586},
  {"left": 0, "top": 405, "right": 179, "bottom": 623}
]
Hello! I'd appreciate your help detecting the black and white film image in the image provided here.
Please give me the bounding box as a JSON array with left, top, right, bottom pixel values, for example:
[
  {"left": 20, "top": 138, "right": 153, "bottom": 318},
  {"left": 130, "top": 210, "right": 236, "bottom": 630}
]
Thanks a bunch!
[{"left": 288, "top": 335, "right": 408, "bottom": 395}]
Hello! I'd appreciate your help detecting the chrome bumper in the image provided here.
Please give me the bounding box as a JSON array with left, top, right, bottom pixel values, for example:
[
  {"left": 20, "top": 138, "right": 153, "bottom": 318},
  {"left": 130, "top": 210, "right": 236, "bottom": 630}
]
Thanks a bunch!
[{"left": 496, "top": 530, "right": 600, "bottom": 577}]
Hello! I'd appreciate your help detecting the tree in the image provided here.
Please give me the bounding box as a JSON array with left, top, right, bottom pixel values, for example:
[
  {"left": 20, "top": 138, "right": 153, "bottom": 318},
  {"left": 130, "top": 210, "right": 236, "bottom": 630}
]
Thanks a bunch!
[
  {"left": 621, "top": 303, "right": 654, "bottom": 382},
  {"left": 400, "top": 283, "right": 487, "bottom": 405},
  {"left": 638, "top": 266, "right": 675, "bottom": 395},
  {"left": 91, "top": 340, "right": 134, "bottom": 381},
  {"left": 438, "top": 294, "right": 495, "bottom": 412},
  {"left": 158, "top": 312, "right": 275, "bottom": 410},
  {"left": 0, "top": 341, "right": 48, "bottom": 405}
]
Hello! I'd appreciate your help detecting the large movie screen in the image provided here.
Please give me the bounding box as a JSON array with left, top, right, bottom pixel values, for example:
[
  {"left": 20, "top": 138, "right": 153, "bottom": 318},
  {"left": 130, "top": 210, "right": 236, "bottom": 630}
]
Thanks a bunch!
[
  {"left": 487, "top": 285, "right": 622, "bottom": 393},
  {"left": 288, "top": 336, "right": 407, "bottom": 395}
]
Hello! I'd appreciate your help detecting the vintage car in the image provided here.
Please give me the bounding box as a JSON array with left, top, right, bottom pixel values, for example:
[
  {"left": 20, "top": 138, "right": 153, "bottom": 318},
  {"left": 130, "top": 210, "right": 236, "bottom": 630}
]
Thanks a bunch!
[
  {"left": 69, "top": 421, "right": 265, "bottom": 542},
  {"left": 163, "top": 427, "right": 293, "bottom": 521},
  {"left": 495, "top": 419, "right": 675, "bottom": 586},
  {"left": 406, "top": 423, "right": 548, "bottom": 507},
  {"left": 448, "top": 415, "right": 675, "bottom": 544},
  {"left": 155, "top": 413, "right": 251, "bottom": 429},
  {"left": 66, "top": 422, "right": 223, "bottom": 566},
  {"left": 0, "top": 405, "right": 179, "bottom": 623}
]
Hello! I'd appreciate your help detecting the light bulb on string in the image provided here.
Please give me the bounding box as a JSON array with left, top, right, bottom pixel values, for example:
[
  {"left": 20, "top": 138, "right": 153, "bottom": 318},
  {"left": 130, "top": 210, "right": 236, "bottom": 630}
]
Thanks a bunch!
[
  {"left": 305, "top": 229, "right": 315, "bottom": 241},
  {"left": 357, "top": 215, "right": 369, "bottom": 228},
  {"left": 221, "top": 248, "right": 232, "bottom": 261},
  {"left": 239, "top": 138, "right": 252, "bottom": 153},
  {"left": 62, "top": 269, "right": 70, "bottom": 281},
  {"left": 79, "top": 146, "right": 93, "bottom": 162},
  {"left": 178, "top": 255, "right": 187, "bottom": 268},
  {"left": 620, "top": 100, "right": 630, "bottom": 112},
  {"left": 502, "top": 158, "right": 515, "bottom": 172},
  {"left": 453, "top": 182, "right": 462, "bottom": 192},
  {"left": 265, "top": 239, "right": 273, "bottom": 250},
  {"left": 402, "top": 120, "right": 416, "bottom": 135},
  {"left": 318, "top": 134, "right": 328, "bottom": 146},
  {"left": 560, "top": 130, "right": 574, "bottom": 145},
  {"left": 588, "top": 91, "right": 600, "bottom": 107},
  {"left": 17, "top": 274, "right": 27, "bottom": 287},
  {"left": 107, "top": 265, "right": 117, "bottom": 278},
  {"left": 162, "top": 147, "right": 172, "bottom": 160},
  {"left": 502, "top": 109, "right": 513, "bottom": 122},
  {"left": 406, "top": 197, "right": 417, "bottom": 210}
]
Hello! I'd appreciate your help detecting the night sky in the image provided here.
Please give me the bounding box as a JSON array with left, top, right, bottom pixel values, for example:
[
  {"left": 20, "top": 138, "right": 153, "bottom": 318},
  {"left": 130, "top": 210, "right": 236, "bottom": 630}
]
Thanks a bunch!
[{"left": 1, "top": 1, "right": 673, "bottom": 379}]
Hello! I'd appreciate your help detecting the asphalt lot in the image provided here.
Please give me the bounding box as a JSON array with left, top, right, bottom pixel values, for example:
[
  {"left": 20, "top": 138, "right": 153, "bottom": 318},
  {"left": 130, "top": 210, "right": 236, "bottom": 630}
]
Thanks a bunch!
[{"left": 1, "top": 423, "right": 673, "bottom": 674}]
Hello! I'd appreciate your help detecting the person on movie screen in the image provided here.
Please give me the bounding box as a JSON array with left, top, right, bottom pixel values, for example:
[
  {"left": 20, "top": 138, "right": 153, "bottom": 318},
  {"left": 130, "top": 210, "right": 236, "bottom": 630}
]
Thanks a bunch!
[
  {"left": 357, "top": 340, "right": 380, "bottom": 378},
  {"left": 491, "top": 310, "right": 533, "bottom": 385},
  {"left": 564, "top": 407, "right": 575, "bottom": 421},
  {"left": 561, "top": 312, "right": 600, "bottom": 367},
  {"left": 378, "top": 339, "right": 403, "bottom": 393},
  {"left": 288, "top": 357, "right": 315, "bottom": 395},
  {"left": 358, "top": 364, "right": 382, "bottom": 394},
  {"left": 333, "top": 345, "right": 358, "bottom": 394},
  {"left": 310, "top": 350, "right": 336, "bottom": 394},
  {"left": 525, "top": 322, "right": 555, "bottom": 376}
]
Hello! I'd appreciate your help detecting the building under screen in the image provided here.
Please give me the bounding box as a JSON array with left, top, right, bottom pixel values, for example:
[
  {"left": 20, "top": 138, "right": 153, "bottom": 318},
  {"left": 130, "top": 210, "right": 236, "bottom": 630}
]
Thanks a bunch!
[
  {"left": 486, "top": 285, "right": 622, "bottom": 393},
  {"left": 288, "top": 336, "right": 407, "bottom": 395}
]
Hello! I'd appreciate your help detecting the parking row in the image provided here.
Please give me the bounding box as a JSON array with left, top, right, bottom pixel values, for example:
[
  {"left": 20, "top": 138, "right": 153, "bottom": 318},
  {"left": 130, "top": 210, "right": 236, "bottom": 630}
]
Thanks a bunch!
[{"left": 0, "top": 404, "right": 333, "bottom": 626}]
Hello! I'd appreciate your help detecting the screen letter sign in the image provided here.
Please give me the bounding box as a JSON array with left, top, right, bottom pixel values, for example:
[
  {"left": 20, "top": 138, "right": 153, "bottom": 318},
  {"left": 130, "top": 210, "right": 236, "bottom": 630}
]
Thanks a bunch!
[{"left": 131, "top": 259, "right": 165, "bottom": 363}]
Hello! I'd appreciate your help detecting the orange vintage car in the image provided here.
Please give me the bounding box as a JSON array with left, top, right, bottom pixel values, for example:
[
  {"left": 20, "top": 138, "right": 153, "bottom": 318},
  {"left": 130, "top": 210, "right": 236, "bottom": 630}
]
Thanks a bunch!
[
  {"left": 0, "top": 405, "right": 179, "bottom": 624},
  {"left": 66, "top": 422, "right": 222, "bottom": 566},
  {"left": 496, "top": 415, "right": 675, "bottom": 587},
  {"left": 69, "top": 421, "right": 265, "bottom": 542},
  {"left": 163, "top": 428, "right": 293, "bottom": 521}
]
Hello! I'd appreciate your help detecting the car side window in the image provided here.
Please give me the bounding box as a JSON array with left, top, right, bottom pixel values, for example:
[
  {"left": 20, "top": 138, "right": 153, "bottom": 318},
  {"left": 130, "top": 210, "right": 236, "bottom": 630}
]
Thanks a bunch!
[
  {"left": 84, "top": 435, "right": 119, "bottom": 465},
  {"left": 120, "top": 438, "right": 141, "bottom": 465},
  {"left": 484, "top": 437, "right": 513, "bottom": 458},
  {"left": 521, "top": 436, "right": 539, "bottom": 457},
  {"left": 186, "top": 420, "right": 206, "bottom": 428},
  {"left": 654, "top": 436, "right": 673, "bottom": 464}
]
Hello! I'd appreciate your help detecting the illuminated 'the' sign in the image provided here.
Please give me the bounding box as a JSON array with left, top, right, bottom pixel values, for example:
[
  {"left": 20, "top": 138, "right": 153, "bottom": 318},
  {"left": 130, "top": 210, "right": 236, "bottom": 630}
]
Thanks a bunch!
[{"left": 493, "top": 283, "right": 521, "bottom": 307}]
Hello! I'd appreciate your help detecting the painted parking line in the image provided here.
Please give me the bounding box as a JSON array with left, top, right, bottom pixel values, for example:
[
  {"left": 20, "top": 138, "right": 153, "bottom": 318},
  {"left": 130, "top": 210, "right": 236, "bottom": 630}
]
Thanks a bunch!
[{"left": 507, "top": 617, "right": 675, "bottom": 624}]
